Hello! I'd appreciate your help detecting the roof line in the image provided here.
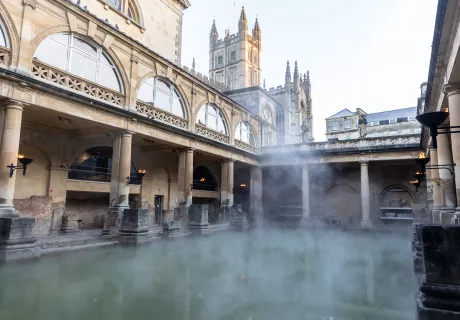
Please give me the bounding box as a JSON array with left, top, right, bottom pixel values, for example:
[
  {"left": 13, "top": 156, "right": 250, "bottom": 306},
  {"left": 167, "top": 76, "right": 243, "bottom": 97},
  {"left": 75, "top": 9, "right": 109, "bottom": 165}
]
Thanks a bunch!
[{"left": 366, "top": 106, "right": 417, "bottom": 116}]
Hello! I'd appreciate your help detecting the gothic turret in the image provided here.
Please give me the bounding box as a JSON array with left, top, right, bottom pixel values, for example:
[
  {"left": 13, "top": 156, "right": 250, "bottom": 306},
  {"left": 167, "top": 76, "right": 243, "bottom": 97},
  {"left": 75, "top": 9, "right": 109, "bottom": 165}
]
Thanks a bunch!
[
  {"left": 285, "top": 61, "right": 291, "bottom": 94},
  {"left": 210, "top": 19, "right": 218, "bottom": 49},
  {"left": 293, "top": 61, "right": 299, "bottom": 93},
  {"left": 253, "top": 18, "right": 262, "bottom": 49},
  {"left": 239, "top": 6, "right": 248, "bottom": 35},
  {"left": 304, "top": 71, "right": 311, "bottom": 99}
]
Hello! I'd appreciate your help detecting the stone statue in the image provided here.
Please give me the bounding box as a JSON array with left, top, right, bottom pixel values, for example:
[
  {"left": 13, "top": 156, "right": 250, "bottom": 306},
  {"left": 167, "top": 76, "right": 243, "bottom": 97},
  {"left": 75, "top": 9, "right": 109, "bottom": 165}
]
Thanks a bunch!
[{"left": 358, "top": 115, "right": 367, "bottom": 138}]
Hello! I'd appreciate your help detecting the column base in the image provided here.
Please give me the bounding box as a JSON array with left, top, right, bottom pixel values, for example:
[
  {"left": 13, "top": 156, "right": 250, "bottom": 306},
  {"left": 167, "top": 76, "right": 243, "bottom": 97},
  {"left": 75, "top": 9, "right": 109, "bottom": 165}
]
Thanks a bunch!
[
  {"left": 102, "top": 206, "right": 128, "bottom": 235},
  {"left": 440, "top": 208, "right": 455, "bottom": 225},
  {"left": 61, "top": 213, "right": 79, "bottom": 234},
  {"left": 0, "top": 216, "right": 40, "bottom": 263},
  {"left": 360, "top": 219, "right": 373, "bottom": 229},
  {"left": 188, "top": 205, "right": 210, "bottom": 235},
  {"left": 0, "top": 205, "right": 20, "bottom": 218},
  {"left": 118, "top": 209, "right": 150, "bottom": 245}
]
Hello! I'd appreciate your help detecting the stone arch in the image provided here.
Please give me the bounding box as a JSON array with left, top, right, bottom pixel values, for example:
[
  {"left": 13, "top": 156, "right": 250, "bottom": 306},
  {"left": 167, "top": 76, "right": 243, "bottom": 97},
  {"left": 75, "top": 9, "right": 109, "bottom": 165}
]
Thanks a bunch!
[
  {"left": 128, "top": 0, "right": 145, "bottom": 26},
  {"left": 30, "top": 28, "right": 129, "bottom": 95},
  {"left": 324, "top": 183, "right": 360, "bottom": 225},
  {"left": 14, "top": 144, "right": 51, "bottom": 199},
  {"left": 379, "top": 184, "right": 415, "bottom": 208},
  {"left": 0, "top": 1, "right": 20, "bottom": 66},
  {"left": 234, "top": 120, "right": 256, "bottom": 146},
  {"left": 134, "top": 72, "right": 190, "bottom": 120}
]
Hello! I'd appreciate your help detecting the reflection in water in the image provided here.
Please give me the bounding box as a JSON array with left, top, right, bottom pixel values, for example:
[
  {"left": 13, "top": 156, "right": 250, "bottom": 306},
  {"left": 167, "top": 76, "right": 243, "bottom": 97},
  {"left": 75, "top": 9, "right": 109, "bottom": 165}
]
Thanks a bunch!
[{"left": 0, "top": 229, "right": 416, "bottom": 320}]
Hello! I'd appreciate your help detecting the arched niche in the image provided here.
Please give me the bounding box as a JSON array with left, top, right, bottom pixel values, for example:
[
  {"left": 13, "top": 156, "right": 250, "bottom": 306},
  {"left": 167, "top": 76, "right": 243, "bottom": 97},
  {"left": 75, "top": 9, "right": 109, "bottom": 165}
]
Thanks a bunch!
[
  {"left": 68, "top": 146, "right": 141, "bottom": 184},
  {"left": 379, "top": 185, "right": 415, "bottom": 208},
  {"left": 14, "top": 145, "right": 51, "bottom": 199},
  {"left": 324, "top": 184, "right": 360, "bottom": 225},
  {"left": 193, "top": 166, "right": 218, "bottom": 191}
]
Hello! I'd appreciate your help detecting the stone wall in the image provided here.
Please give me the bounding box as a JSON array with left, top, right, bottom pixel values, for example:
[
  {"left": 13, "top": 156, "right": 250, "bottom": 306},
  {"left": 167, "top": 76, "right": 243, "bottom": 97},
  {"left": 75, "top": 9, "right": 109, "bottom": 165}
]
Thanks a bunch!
[
  {"left": 14, "top": 196, "right": 53, "bottom": 236},
  {"left": 65, "top": 192, "right": 109, "bottom": 229}
]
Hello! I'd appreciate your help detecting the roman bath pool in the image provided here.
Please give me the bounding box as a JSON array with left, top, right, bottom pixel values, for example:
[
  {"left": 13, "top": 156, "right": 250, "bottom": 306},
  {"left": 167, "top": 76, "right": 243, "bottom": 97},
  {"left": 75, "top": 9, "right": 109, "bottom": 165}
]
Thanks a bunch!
[{"left": 0, "top": 229, "right": 416, "bottom": 320}]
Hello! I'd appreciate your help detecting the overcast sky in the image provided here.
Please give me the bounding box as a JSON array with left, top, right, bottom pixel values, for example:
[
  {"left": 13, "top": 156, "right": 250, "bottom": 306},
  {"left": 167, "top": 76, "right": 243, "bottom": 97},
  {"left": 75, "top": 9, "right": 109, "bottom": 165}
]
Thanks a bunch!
[{"left": 182, "top": 0, "right": 437, "bottom": 141}]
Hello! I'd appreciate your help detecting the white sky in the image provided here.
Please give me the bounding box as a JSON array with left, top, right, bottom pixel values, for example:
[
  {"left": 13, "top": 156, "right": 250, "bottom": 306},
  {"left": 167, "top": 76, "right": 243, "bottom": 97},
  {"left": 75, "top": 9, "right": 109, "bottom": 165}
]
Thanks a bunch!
[{"left": 182, "top": 0, "right": 437, "bottom": 141}]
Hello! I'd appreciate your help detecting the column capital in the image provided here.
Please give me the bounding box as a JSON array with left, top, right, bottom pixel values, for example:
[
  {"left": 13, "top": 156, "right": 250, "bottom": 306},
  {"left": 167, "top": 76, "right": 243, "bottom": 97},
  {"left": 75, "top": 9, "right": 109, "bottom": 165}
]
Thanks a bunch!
[
  {"left": 0, "top": 99, "right": 26, "bottom": 111},
  {"left": 444, "top": 83, "right": 460, "bottom": 96},
  {"left": 359, "top": 160, "right": 369, "bottom": 165}
]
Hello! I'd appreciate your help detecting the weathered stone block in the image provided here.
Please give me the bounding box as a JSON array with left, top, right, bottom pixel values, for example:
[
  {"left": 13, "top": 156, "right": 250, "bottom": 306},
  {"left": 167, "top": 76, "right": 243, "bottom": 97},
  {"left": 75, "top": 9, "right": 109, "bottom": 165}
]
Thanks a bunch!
[
  {"left": 61, "top": 213, "right": 79, "bottom": 233},
  {"left": 119, "top": 209, "right": 150, "bottom": 244},
  {"left": 0, "top": 217, "right": 40, "bottom": 263},
  {"left": 163, "top": 220, "right": 181, "bottom": 233},
  {"left": 413, "top": 204, "right": 430, "bottom": 224},
  {"left": 102, "top": 207, "right": 124, "bottom": 235}
]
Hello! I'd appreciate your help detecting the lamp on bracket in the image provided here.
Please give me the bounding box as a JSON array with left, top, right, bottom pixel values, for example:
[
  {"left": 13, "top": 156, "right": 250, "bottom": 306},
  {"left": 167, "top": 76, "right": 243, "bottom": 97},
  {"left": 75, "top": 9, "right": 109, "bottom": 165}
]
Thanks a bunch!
[{"left": 8, "top": 154, "right": 34, "bottom": 178}]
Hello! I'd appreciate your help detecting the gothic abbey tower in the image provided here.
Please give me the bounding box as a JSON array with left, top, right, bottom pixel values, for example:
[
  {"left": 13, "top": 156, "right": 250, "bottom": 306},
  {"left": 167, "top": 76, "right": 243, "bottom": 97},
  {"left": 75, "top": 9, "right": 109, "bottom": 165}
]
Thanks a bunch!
[
  {"left": 209, "top": 7, "right": 314, "bottom": 144},
  {"left": 209, "top": 7, "right": 262, "bottom": 90}
]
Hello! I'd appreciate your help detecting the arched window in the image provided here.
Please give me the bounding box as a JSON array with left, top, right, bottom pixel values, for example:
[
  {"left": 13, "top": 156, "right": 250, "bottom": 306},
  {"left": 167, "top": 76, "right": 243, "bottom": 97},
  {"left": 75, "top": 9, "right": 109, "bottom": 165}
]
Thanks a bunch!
[
  {"left": 235, "top": 121, "right": 255, "bottom": 146},
  {"left": 197, "top": 104, "right": 227, "bottom": 134},
  {"left": 33, "top": 33, "right": 122, "bottom": 92},
  {"left": 137, "top": 77, "right": 186, "bottom": 118},
  {"left": 0, "top": 19, "right": 9, "bottom": 48},
  {"left": 127, "top": 0, "right": 141, "bottom": 23}
]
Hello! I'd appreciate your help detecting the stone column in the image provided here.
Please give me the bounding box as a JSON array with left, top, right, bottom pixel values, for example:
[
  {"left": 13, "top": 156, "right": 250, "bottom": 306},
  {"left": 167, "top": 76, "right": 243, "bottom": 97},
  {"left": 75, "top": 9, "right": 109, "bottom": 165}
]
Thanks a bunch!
[
  {"left": 220, "top": 161, "right": 228, "bottom": 204},
  {"left": 301, "top": 164, "right": 311, "bottom": 224},
  {"left": 360, "top": 161, "right": 372, "bottom": 228},
  {"left": 102, "top": 131, "right": 133, "bottom": 235},
  {"left": 0, "top": 102, "right": 39, "bottom": 262},
  {"left": 430, "top": 149, "right": 442, "bottom": 223},
  {"left": 0, "top": 103, "right": 24, "bottom": 216},
  {"left": 227, "top": 160, "right": 234, "bottom": 206},
  {"left": 249, "top": 166, "right": 263, "bottom": 224},
  {"left": 437, "top": 127, "right": 457, "bottom": 224},
  {"left": 177, "top": 149, "right": 193, "bottom": 225},
  {"left": 445, "top": 85, "right": 460, "bottom": 222},
  {"left": 184, "top": 148, "right": 194, "bottom": 205}
]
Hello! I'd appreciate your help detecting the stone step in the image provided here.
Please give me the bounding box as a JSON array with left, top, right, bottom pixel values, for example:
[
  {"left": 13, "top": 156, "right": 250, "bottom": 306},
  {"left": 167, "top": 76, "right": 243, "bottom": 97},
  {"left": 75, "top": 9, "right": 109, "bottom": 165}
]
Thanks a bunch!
[{"left": 41, "top": 240, "right": 119, "bottom": 256}]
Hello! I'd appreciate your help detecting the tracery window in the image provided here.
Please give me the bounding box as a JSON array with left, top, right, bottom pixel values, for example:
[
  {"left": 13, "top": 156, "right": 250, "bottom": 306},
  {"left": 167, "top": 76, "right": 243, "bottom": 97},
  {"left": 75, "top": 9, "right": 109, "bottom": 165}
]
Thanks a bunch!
[
  {"left": 33, "top": 33, "right": 122, "bottom": 92},
  {"left": 0, "top": 19, "right": 9, "bottom": 48},
  {"left": 137, "top": 77, "right": 186, "bottom": 118},
  {"left": 235, "top": 121, "right": 255, "bottom": 146},
  {"left": 197, "top": 104, "right": 227, "bottom": 134}
]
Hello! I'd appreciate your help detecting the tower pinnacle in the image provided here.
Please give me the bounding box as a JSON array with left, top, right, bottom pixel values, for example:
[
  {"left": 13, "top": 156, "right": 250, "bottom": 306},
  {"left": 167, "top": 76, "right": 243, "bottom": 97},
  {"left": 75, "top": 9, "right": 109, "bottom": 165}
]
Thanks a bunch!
[
  {"left": 238, "top": 6, "right": 248, "bottom": 32},
  {"left": 210, "top": 19, "right": 218, "bottom": 35}
]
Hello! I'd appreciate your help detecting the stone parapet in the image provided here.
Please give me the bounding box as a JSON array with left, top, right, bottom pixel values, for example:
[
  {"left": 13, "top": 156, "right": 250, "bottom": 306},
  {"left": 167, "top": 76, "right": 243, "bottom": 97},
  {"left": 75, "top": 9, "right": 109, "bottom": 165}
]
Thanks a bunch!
[
  {"left": 0, "top": 217, "right": 40, "bottom": 263},
  {"left": 188, "top": 204, "right": 210, "bottom": 234}
]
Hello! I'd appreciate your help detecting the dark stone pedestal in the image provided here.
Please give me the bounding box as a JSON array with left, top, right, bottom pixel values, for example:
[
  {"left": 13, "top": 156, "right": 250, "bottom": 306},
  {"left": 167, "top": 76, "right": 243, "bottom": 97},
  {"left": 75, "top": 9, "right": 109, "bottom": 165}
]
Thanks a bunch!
[
  {"left": 188, "top": 205, "right": 210, "bottom": 235},
  {"left": 61, "top": 214, "right": 79, "bottom": 234},
  {"left": 162, "top": 220, "right": 181, "bottom": 238},
  {"left": 118, "top": 209, "right": 150, "bottom": 244},
  {"left": 231, "top": 205, "right": 249, "bottom": 231},
  {"left": 416, "top": 225, "right": 460, "bottom": 319},
  {"left": 0, "top": 217, "right": 40, "bottom": 263}
]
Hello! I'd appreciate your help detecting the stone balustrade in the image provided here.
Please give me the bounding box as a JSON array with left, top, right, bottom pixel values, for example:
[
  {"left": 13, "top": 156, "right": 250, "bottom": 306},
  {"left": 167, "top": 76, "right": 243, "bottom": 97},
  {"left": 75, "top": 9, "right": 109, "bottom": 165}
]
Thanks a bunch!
[
  {"left": 260, "top": 134, "right": 421, "bottom": 155},
  {"left": 195, "top": 124, "right": 230, "bottom": 144},
  {"left": 32, "top": 60, "right": 125, "bottom": 106},
  {"left": 235, "top": 139, "right": 256, "bottom": 153},
  {"left": 136, "top": 100, "right": 188, "bottom": 129}
]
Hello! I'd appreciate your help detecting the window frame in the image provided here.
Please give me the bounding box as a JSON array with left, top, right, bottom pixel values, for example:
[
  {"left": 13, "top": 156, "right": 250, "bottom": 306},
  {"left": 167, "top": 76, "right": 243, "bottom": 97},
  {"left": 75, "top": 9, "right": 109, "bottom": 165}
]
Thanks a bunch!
[
  {"left": 0, "top": 18, "right": 9, "bottom": 49},
  {"left": 332, "top": 121, "right": 339, "bottom": 131},
  {"left": 34, "top": 33, "right": 123, "bottom": 93},
  {"left": 236, "top": 121, "right": 256, "bottom": 146},
  {"left": 137, "top": 77, "right": 186, "bottom": 118},
  {"left": 103, "top": 0, "right": 142, "bottom": 25},
  {"left": 344, "top": 119, "right": 351, "bottom": 129},
  {"left": 197, "top": 104, "right": 228, "bottom": 135}
]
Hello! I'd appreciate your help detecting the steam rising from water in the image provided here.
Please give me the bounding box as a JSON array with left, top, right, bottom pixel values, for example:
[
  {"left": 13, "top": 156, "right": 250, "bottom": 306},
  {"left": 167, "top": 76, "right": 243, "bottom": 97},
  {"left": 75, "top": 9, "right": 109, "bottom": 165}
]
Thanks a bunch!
[{"left": 0, "top": 229, "right": 415, "bottom": 320}]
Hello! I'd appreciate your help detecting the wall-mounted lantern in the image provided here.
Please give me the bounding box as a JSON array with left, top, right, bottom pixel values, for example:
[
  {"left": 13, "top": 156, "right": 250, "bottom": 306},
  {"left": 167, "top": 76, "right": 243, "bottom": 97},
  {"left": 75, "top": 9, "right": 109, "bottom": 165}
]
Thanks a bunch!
[
  {"left": 138, "top": 169, "right": 146, "bottom": 184},
  {"left": 414, "top": 152, "right": 430, "bottom": 175},
  {"left": 8, "top": 154, "right": 34, "bottom": 178},
  {"left": 410, "top": 179, "right": 421, "bottom": 192},
  {"left": 416, "top": 111, "right": 449, "bottom": 149}
]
